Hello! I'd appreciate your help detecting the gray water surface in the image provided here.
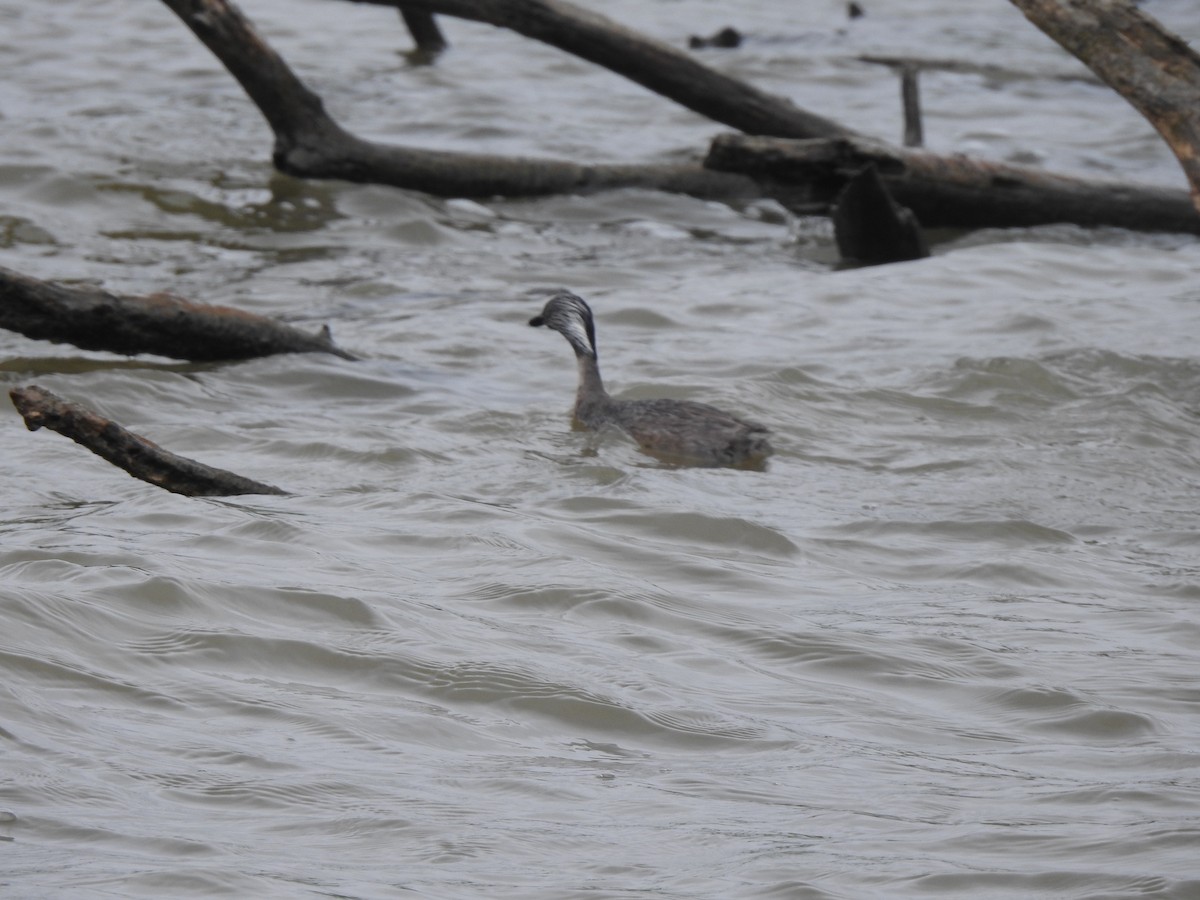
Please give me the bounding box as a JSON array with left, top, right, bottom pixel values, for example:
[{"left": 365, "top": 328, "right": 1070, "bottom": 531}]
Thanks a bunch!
[{"left": 2, "top": 1, "right": 1199, "bottom": 897}]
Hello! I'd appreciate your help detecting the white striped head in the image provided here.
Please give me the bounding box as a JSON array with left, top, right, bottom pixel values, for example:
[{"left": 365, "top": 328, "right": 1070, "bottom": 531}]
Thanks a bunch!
[{"left": 529, "top": 290, "right": 598, "bottom": 359}]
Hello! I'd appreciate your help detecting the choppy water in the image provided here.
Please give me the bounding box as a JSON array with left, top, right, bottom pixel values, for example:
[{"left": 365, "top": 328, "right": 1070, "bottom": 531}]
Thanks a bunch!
[{"left": 2, "top": 1, "right": 1200, "bottom": 897}]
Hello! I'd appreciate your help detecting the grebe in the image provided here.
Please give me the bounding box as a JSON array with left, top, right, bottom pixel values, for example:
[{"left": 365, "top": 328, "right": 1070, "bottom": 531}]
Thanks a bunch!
[{"left": 529, "top": 290, "right": 772, "bottom": 467}]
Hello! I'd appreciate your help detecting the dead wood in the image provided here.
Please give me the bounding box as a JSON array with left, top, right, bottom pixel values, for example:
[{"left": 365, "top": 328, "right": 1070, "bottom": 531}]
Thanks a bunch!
[
  {"left": 399, "top": 8, "right": 448, "bottom": 59},
  {"left": 832, "top": 164, "right": 928, "bottom": 264},
  {"left": 0, "top": 265, "right": 356, "bottom": 362},
  {"left": 705, "top": 134, "right": 1200, "bottom": 234},
  {"left": 899, "top": 64, "right": 922, "bottom": 148},
  {"left": 156, "top": 0, "right": 1200, "bottom": 235},
  {"left": 1010, "top": 0, "right": 1200, "bottom": 213},
  {"left": 9, "top": 385, "right": 287, "bottom": 497},
  {"left": 348, "top": 0, "right": 853, "bottom": 140},
  {"left": 160, "top": 0, "right": 758, "bottom": 201}
]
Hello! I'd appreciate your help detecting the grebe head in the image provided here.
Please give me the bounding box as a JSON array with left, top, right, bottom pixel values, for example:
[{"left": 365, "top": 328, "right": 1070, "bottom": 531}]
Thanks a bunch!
[{"left": 529, "top": 290, "right": 597, "bottom": 359}]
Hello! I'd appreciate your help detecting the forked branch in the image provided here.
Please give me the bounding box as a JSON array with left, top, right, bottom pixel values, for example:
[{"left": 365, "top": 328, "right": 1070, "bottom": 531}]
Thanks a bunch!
[{"left": 157, "top": 0, "right": 1200, "bottom": 233}]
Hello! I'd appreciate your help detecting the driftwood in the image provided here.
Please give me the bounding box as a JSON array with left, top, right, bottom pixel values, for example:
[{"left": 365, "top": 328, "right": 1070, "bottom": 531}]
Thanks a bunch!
[
  {"left": 7, "top": 1, "right": 1200, "bottom": 496},
  {"left": 705, "top": 134, "right": 1200, "bottom": 235},
  {"left": 159, "top": 0, "right": 759, "bottom": 201},
  {"left": 151, "top": 0, "right": 1200, "bottom": 237},
  {"left": 0, "top": 265, "right": 355, "bottom": 362},
  {"left": 858, "top": 57, "right": 925, "bottom": 148},
  {"left": 9, "top": 385, "right": 287, "bottom": 497},
  {"left": 348, "top": 0, "right": 853, "bottom": 140},
  {"left": 1011, "top": 0, "right": 1200, "bottom": 213}
]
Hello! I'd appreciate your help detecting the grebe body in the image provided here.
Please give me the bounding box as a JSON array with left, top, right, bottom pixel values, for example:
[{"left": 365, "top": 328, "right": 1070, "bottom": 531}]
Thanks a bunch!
[{"left": 529, "top": 291, "right": 771, "bottom": 467}]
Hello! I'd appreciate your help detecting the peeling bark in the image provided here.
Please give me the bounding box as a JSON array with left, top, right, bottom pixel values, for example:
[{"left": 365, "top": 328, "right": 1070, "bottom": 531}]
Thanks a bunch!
[
  {"left": 0, "top": 265, "right": 356, "bottom": 362},
  {"left": 9, "top": 386, "right": 287, "bottom": 497},
  {"left": 1010, "top": 0, "right": 1200, "bottom": 213}
]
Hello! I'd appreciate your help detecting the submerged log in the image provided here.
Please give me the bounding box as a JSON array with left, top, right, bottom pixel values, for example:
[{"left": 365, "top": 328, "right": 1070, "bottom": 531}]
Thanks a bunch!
[
  {"left": 705, "top": 134, "right": 1200, "bottom": 234},
  {"left": 1011, "top": 0, "right": 1200, "bottom": 213},
  {"left": 9, "top": 385, "right": 287, "bottom": 497},
  {"left": 0, "top": 265, "right": 356, "bottom": 362}
]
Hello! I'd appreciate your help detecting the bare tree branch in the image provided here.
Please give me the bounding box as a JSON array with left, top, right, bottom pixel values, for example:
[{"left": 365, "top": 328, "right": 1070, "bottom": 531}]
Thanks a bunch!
[
  {"left": 10, "top": 385, "right": 287, "bottom": 497},
  {"left": 1010, "top": 0, "right": 1200, "bottom": 213},
  {"left": 347, "top": 0, "right": 854, "bottom": 140},
  {"left": 159, "top": 0, "right": 758, "bottom": 200},
  {"left": 0, "top": 265, "right": 356, "bottom": 362},
  {"left": 398, "top": 7, "right": 448, "bottom": 59}
]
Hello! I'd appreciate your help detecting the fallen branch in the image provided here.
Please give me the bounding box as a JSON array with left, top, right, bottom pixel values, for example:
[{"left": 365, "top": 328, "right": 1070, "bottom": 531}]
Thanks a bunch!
[
  {"left": 832, "top": 164, "right": 928, "bottom": 263},
  {"left": 350, "top": 0, "right": 853, "bottom": 140},
  {"left": 0, "top": 265, "right": 356, "bottom": 362},
  {"left": 160, "top": 0, "right": 758, "bottom": 200},
  {"left": 1011, "top": 0, "right": 1200, "bottom": 213},
  {"left": 9, "top": 385, "right": 287, "bottom": 497},
  {"left": 153, "top": 0, "right": 1200, "bottom": 237},
  {"left": 705, "top": 134, "right": 1200, "bottom": 234}
]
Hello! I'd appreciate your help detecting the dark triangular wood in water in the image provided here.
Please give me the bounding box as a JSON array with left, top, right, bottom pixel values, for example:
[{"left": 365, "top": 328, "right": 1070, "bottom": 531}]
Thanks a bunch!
[{"left": 832, "top": 163, "right": 929, "bottom": 265}]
